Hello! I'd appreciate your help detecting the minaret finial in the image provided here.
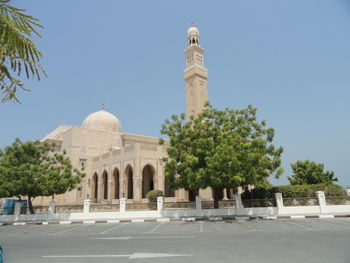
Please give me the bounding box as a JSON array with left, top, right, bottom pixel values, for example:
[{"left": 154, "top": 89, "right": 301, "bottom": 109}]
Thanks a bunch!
[
  {"left": 101, "top": 101, "right": 106, "bottom": 110},
  {"left": 191, "top": 22, "right": 194, "bottom": 27}
]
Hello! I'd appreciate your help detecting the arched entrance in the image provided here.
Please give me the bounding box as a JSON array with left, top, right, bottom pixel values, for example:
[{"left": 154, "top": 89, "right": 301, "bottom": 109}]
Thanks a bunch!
[
  {"left": 92, "top": 173, "right": 98, "bottom": 202},
  {"left": 125, "top": 165, "right": 133, "bottom": 199},
  {"left": 164, "top": 176, "right": 175, "bottom": 197},
  {"left": 142, "top": 165, "right": 154, "bottom": 198},
  {"left": 112, "top": 168, "right": 120, "bottom": 199},
  {"left": 188, "top": 190, "right": 198, "bottom": 202},
  {"left": 102, "top": 171, "right": 108, "bottom": 200}
]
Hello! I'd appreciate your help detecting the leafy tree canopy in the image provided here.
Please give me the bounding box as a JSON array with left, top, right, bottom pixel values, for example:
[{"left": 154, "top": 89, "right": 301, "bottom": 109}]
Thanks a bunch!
[
  {"left": 160, "top": 103, "right": 284, "bottom": 208},
  {"left": 288, "top": 160, "right": 337, "bottom": 185},
  {"left": 0, "top": 139, "right": 85, "bottom": 213},
  {"left": 0, "top": 0, "right": 46, "bottom": 102}
]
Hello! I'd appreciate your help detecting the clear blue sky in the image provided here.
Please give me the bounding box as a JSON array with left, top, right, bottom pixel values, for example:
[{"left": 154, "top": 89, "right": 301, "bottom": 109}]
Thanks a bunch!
[{"left": 1, "top": 0, "right": 350, "bottom": 186}]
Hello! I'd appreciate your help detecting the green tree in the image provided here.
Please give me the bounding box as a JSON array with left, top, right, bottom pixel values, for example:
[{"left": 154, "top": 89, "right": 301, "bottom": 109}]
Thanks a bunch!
[
  {"left": 160, "top": 104, "right": 284, "bottom": 208},
  {"left": 0, "top": 139, "right": 85, "bottom": 214},
  {"left": 288, "top": 160, "right": 337, "bottom": 185},
  {"left": 0, "top": 0, "right": 46, "bottom": 102}
]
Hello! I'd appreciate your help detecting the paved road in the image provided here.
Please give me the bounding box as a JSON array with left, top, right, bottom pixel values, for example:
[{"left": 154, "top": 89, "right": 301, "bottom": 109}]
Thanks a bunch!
[{"left": 1, "top": 218, "right": 350, "bottom": 263}]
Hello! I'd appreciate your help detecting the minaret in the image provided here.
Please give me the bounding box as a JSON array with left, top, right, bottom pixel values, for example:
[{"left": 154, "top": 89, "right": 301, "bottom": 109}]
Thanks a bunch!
[{"left": 184, "top": 26, "right": 208, "bottom": 117}]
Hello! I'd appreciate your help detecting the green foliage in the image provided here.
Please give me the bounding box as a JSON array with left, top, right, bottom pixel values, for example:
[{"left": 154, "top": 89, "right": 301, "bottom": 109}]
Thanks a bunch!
[
  {"left": 288, "top": 160, "right": 337, "bottom": 185},
  {"left": 0, "top": 139, "right": 85, "bottom": 213},
  {"left": 242, "top": 184, "right": 346, "bottom": 199},
  {"left": 0, "top": 0, "right": 46, "bottom": 102},
  {"left": 146, "top": 190, "right": 164, "bottom": 210},
  {"left": 160, "top": 103, "right": 284, "bottom": 208}
]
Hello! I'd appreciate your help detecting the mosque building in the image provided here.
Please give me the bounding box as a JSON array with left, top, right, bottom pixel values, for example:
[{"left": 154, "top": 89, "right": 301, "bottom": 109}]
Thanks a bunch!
[{"left": 37, "top": 26, "right": 218, "bottom": 206}]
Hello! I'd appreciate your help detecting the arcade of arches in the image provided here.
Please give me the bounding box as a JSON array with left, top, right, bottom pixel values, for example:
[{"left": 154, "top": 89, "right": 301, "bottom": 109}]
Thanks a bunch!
[{"left": 91, "top": 164, "right": 176, "bottom": 203}]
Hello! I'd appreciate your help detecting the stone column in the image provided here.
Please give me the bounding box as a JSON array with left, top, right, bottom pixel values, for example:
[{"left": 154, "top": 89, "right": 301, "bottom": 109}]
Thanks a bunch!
[
  {"left": 108, "top": 180, "right": 113, "bottom": 201},
  {"left": 195, "top": 196, "right": 202, "bottom": 210},
  {"left": 157, "top": 196, "right": 164, "bottom": 213},
  {"left": 316, "top": 191, "right": 326, "bottom": 213},
  {"left": 83, "top": 200, "right": 92, "bottom": 214},
  {"left": 234, "top": 194, "right": 243, "bottom": 208},
  {"left": 48, "top": 201, "right": 56, "bottom": 216},
  {"left": 133, "top": 177, "right": 142, "bottom": 202},
  {"left": 14, "top": 201, "right": 22, "bottom": 221},
  {"left": 98, "top": 181, "right": 103, "bottom": 203},
  {"left": 120, "top": 198, "right": 126, "bottom": 212},
  {"left": 223, "top": 189, "right": 228, "bottom": 200},
  {"left": 346, "top": 189, "right": 350, "bottom": 196}
]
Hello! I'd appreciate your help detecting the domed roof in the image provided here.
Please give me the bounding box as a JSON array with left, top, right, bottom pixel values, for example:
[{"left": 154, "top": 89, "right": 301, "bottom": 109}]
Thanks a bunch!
[
  {"left": 187, "top": 26, "right": 200, "bottom": 37},
  {"left": 82, "top": 110, "right": 121, "bottom": 133}
]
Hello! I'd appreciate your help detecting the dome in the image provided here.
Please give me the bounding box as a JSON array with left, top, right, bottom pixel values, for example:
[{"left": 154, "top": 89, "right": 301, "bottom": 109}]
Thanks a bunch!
[
  {"left": 187, "top": 26, "right": 200, "bottom": 38},
  {"left": 82, "top": 110, "right": 121, "bottom": 133}
]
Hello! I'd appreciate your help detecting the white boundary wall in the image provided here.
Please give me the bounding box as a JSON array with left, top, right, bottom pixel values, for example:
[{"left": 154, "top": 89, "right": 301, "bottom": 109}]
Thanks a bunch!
[{"left": 1, "top": 193, "right": 350, "bottom": 222}]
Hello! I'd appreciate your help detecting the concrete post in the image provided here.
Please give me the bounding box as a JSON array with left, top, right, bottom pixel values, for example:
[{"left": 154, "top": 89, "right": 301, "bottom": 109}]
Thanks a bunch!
[
  {"left": 346, "top": 189, "right": 350, "bottom": 196},
  {"left": 120, "top": 198, "right": 126, "bottom": 212},
  {"left": 157, "top": 196, "right": 164, "bottom": 213},
  {"left": 234, "top": 194, "right": 243, "bottom": 208},
  {"left": 83, "top": 200, "right": 92, "bottom": 214},
  {"left": 275, "top": 193, "right": 284, "bottom": 208},
  {"left": 316, "top": 191, "right": 326, "bottom": 213},
  {"left": 14, "top": 201, "right": 22, "bottom": 221},
  {"left": 275, "top": 193, "right": 283, "bottom": 215},
  {"left": 48, "top": 201, "right": 56, "bottom": 215},
  {"left": 195, "top": 196, "right": 202, "bottom": 210}
]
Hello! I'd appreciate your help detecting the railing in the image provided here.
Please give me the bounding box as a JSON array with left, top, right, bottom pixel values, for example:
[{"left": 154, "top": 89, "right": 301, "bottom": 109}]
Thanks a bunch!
[
  {"left": 283, "top": 197, "right": 318, "bottom": 206},
  {"left": 242, "top": 198, "right": 276, "bottom": 208},
  {"left": 325, "top": 196, "right": 350, "bottom": 205},
  {"left": 55, "top": 205, "right": 84, "bottom": 213},
  {"left": 202, "top": 200, "right": 236, "bottom": 209},
  {"left": 164, "top": 201, "right": 196, "bottom": 209},
  {"left": 126, "top": 203, "right": 150, "bottom": 210},
  {"left": 90, "top": 204, "right": 119, "bottom": 212}
]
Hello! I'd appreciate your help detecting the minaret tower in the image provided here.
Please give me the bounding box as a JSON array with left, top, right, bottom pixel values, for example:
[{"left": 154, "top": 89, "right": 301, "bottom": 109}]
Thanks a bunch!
[{"left": 184, "top": 26, "right": 208, "bottom": 117}]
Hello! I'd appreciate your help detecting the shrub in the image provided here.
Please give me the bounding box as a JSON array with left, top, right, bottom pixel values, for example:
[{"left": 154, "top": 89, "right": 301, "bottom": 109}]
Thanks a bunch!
[
  {"left": 242, "top": 184, "right": 345, "bottom": 200},
  {"left": 146, "top": 190, "right": 164, "bottom": 210}
]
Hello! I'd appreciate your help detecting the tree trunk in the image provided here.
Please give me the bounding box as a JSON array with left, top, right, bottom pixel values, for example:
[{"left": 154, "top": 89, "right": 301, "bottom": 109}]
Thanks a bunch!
[
  {"left": 213, "top": 188, "right": 221, "bottom": 209},
  {"left": 28, "top": 196, "right": 35, "bottom": 214}
]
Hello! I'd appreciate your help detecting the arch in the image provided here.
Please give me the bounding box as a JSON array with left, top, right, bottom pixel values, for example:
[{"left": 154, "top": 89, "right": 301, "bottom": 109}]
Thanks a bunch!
[
  {"left": 102, "top": 171, "right": 108, "bottom": 200},
  {"left": 92, "top": 173, "right": 98, "bottom": 202},
  {"left": 125, "top": 165, "right": 133, "bottom": 199},
  {"left": 164, "top": 176, "right": 175, "bottom": 197},
  {"left": 142, "top": 165, "right": 155, "bottom": 198},
  {"left": 112, "top": 168, "right": 120, "bottom": 199},
  {"left": 188, "top": 189, "right": 198, "bottom": 202}
]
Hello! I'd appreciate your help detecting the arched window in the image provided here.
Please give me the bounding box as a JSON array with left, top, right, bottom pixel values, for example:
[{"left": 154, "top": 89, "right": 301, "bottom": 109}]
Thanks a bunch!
[
  {"left": 142, "top": 165, "right": 155, "bottom": 198},
  {"left": 164, "top": 176, "right": 175, "bottom": 197},
  {"left": 125, "top": 165, "right": 133, "bottom": 199},
  {"left": 92, "top": 173, "right": 98, "bottom": 201},
  {"left": 102, "top": 171, "right": 108, "bottom": 200},
  {"left": 112, "top": 168, "right": 120, "bottom": 199}
]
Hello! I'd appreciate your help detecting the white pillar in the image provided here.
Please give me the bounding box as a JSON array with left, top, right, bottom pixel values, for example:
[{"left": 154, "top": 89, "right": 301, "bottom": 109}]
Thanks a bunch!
[
  {"left": 275, "top": 193, "right": 284, "bottom": 208},
  {"left": 195, "top": 196, "right": 202, "bottom": 210},
  {"left": 83, "top": 200, "right": 92, "bottom": 214},
  {"left": 316, "top": 191, "right": 326, "bottom": 213},
  {"left": 346, "top": 189, "right": 350, "bottom": 196},
  {"left": 48, "top": 201, "right": 56, "bottom": 215},
  {"left": 120, "top": 198, "right": 126, "bottom": 212},
  {"left": 275, "top": 193, "right": 283, "bottom": 215},
  {"left": 157, "top": 196, "right": 164, "bottom": 214},
  {"left": 234, "top": 194, "right": 243, "bottom": 208},
  {"left": 14, "top": 202, "right": 22, "bottom": 221}
]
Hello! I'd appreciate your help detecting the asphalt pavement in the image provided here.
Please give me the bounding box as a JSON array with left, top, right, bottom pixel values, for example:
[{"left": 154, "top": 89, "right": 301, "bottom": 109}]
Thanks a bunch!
[{"left": 1, "top": 218, "right": 350, "bottom": 263}]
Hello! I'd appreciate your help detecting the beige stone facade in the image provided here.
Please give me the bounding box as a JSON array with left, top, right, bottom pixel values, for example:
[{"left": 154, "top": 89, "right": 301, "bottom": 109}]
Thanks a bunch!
[{"left": 36, "top": 26, "right": 217, "bottom": 206}]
